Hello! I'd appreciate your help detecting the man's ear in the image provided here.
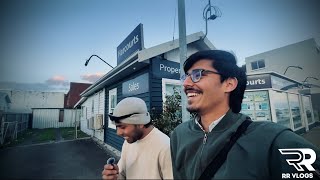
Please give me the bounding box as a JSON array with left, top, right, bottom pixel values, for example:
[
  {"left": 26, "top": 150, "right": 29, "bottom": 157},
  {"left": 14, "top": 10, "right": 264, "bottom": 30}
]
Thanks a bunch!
[{"left": 224, "top": 77, "right": 238, "bottom": 93}]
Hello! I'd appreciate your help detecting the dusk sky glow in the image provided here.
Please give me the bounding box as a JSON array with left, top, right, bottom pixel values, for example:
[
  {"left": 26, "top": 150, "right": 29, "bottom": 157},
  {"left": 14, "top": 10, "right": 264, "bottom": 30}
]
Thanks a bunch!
[{"left": 0, "top": 0, "right": 319, "bottom": 92}]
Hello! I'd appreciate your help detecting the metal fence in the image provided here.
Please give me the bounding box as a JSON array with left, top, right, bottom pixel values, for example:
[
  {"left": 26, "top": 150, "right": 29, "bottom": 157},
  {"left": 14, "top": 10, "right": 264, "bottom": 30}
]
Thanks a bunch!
[
  {"left": 0, "top": 113, "right": 30, "bottom": 145},
  {"left": 32, "top": 109, "right": 80, "bottom": 129}
]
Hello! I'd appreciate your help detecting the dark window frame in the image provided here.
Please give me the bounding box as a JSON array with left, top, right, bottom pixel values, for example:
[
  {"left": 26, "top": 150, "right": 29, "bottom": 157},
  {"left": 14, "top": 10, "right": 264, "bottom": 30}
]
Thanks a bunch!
[
  {"left": 59, "top": 109, "right": 64, "bottom": 122},
  {"left": 251, "top": 59, "right": 265, "bottom": 70}
]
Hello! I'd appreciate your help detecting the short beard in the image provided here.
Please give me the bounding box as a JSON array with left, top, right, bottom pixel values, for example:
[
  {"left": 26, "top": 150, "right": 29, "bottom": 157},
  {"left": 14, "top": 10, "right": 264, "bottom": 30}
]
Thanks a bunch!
[
  {"left": 127, "top": 126, "right": 144, "bottom": 144},
  {"left": 186, "top": 106, "right": 199, "bottom": 114}
]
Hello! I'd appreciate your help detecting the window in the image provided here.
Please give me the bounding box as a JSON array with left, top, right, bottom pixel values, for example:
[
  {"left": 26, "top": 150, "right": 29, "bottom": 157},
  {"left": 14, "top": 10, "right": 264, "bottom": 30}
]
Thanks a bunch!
[
  {"left": 59, "top": 109, "right": 64, "bottom": 122},
  {"left": 81, "top": 106, "right": 84, "bottom": 117},
  {"left": 251, "top": 59, "right": 265, "bottom": 70},
  {"left": 302, "top": 96, "right": 314, "bottom": 125},
  {"left": 162, "top": 78, "right": 181, "bottom": 104},
  {"left": 271, "top": 91, "right": 291, "bottom": 128},
  {"left": 241, "top": 91, "right": 271, "bottom": 121},
  {"left": 108, "top": 88, "right": 117, "bottom": 129},
  {"left": 91, "top": 99, "right": 94, "bottom": 113},
  {"left": 288, "top": 93, "right": 302, "bottom": 130}
]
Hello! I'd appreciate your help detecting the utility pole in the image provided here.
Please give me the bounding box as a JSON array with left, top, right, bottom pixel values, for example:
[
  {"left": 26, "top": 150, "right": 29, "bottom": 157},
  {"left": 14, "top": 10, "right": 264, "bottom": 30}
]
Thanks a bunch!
[{"left": 178, "top": 0, "right": 190, "bottom": 122}]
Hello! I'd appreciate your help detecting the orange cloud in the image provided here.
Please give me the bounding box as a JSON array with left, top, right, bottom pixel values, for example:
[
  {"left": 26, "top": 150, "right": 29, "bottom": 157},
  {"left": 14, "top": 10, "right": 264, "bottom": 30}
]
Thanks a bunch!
[
  {"left": 81, "top": 72, "right": 105, "bottom": 83},
  {"left": 46, "top": 75, "right": 69, "bottom": 86}
]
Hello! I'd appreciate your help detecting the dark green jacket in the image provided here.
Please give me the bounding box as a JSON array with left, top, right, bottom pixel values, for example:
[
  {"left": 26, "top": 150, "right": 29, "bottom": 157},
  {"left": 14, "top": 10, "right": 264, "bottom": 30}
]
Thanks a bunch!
[{"left": 170, "top": 110, "right": 320, "bottom": 179}]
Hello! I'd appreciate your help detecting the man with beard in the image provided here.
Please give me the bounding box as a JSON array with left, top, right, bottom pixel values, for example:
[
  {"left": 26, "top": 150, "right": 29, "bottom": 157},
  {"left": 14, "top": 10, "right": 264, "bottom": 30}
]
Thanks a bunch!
[
  {"left": 101, "top": 97, "right": 173, "bottom": 180},
  {"left": 170, "top": 50, "right": 320, "bottom": 179}
]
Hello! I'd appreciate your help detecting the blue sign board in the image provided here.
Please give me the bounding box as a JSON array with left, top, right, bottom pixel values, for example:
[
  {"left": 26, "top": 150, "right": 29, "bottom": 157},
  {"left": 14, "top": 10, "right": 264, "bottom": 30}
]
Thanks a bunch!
[
  {"left": 117, "top": 24, "right": 144, "bottom": 65},
  {"left": 152, "top": 58, "right": 180, "bottom": 80},
  {"left": 122, "top": 73, "right": 149, "bottom": 97}
]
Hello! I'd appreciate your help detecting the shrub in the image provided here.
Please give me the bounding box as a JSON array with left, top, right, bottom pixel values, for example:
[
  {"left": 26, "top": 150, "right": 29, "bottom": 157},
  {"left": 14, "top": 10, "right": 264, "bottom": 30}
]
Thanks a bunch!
[{"left": 151, "top": 89, "right": 182, "bottom": 136}]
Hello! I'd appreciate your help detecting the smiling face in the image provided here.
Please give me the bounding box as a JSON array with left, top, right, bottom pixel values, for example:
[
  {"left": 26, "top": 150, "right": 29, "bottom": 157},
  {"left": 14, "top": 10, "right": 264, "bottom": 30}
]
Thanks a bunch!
[
  {"left": 183, "top": 59, "right": 231, "bottom": 115},
  {"left": 115, "top": 122, "right": 144, "bottom": 144}
]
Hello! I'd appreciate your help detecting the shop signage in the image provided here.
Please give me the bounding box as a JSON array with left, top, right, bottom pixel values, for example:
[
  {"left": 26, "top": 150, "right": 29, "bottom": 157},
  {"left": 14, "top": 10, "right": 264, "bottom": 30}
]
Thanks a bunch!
[
  {"left": 117, "top": 23, "right": 144, "bottom": 65},
  {"left": 122, "top": 73, "right": 149, "bottom": 97},
  {"left": 152, "top": 59, "right": 180, "bottom": 79},
  {"left": 246, "top": 74, "right": 272, "bottom": 89}
]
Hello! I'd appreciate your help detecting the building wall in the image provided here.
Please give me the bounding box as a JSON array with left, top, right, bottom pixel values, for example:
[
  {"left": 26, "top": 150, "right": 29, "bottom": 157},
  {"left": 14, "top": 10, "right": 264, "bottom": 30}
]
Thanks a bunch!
[
  {"left": 32, "top": 109, "right": 79, "bottom": 129},
  {"left": 0, "top": 90, "right": 64, "bottom": 113},
  {"left": 0, "top": 97, "right": 10, "bottom": 112},
  {"left": 65, "top": 82, "right": 91, "bottom": 108},
  {"left": 245, "top": 39, "right": 320, "bottom": 86},
  {"left": 164, "top": 45, "right": 199, "bottom": 62},
  {"left": 79, "top": 88, "right": 105, "bottom": 141}
]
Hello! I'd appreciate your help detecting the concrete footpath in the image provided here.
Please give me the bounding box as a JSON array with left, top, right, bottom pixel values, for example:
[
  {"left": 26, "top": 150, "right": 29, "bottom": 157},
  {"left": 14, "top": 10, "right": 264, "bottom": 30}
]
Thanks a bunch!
[
  {"left": 302, "top": 126, "right": 320, "bottom": 148},
  {"left": 0, "top": 138, "right": 113, "bottom": 179}
]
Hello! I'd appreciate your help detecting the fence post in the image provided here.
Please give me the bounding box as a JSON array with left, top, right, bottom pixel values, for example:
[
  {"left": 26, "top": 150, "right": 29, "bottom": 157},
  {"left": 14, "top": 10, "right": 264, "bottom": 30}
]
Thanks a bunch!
[
  {"left": 0, "top": 116, "right": 4, "bottom": 145},
  {"left": 13, "top": 122, "right": 17, "bottom": 140},
  {"left": 75, "top": 110, "right": 78, "bottom": 139}
]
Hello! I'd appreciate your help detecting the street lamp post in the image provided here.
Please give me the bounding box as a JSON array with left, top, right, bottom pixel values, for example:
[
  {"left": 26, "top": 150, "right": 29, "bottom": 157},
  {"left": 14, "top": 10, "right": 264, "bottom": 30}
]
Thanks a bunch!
[
  {"left": 303, "top": 76, "right": 319, "bottom": 83},
  {"left": 178, "top": 0, "right": 189, "bottom": 122},
  {"left": 302, "top": 76, "right": 319, "bottom": 88},
  {"left": 85, "top": 54, "right": 114, "bottom": 69},
  {"left": 283, "top": 65, "right": 303, "bottom": 75},
  {"left": 201, "top": 0, "right": 221, "bottom": 40}
]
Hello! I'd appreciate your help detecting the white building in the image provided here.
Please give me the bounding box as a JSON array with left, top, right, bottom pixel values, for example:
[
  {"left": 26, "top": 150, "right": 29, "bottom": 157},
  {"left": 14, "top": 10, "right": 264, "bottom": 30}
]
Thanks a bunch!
[
  {"left": 244, "top": 38, "right": 320, "bottom": 133},
  {"left": 0, "top": 90, "right": 65, "bottom": 113},
  {"left": 75, "top": 89, "right": 105, "bottom": 141},
  {"left": 245, "top": 38, "right": 320, "bottom": 86}
]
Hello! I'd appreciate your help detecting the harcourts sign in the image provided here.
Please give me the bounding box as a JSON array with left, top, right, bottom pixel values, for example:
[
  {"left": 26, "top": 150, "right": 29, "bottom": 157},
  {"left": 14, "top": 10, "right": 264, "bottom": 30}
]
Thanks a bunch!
[
  {"left": 122, "top": 73, "right": 149, "bottom": 97},
  {"left": 117, "top": 23, "right": 144, "bottom": 65},
  {"left": 152, "top": 58, "right": 180, "bottom": 80},
  {"left": 246, "top": 74, "right": 272, "bottom": 90}
]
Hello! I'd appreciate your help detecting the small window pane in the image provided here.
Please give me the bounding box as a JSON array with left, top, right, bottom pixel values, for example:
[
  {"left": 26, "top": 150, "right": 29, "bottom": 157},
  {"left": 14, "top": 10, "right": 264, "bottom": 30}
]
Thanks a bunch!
[
  {"left": 59, "top": 110, "right": 64, "bottom": 122},
  {"left": 92, "top": 100, "right": 94, "bottom": 113},
  {"left": 258, "top": 60, "right": 265, "bottom": 68},
  {"left": 251, "top": 62, "right": 258, "bottom": 70}
]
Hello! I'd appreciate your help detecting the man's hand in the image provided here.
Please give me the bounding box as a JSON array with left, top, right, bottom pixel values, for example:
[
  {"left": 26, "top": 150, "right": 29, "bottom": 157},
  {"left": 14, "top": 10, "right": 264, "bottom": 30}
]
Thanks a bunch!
[{"left": 102, "top": 164, "right": 119, "bottom": 180}]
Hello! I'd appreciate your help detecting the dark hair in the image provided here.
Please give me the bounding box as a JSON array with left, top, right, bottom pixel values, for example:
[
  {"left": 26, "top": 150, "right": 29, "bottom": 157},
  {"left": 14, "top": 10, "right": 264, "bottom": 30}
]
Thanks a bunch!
[{"left": 183, "top": 50, "right": 247, "bottom": 113}]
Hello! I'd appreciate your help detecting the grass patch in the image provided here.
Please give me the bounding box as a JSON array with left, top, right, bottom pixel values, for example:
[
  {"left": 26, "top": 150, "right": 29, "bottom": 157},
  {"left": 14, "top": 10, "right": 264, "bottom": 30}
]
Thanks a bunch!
[
  {"left": 36, "top": 128, "right": 55, "bottom": 142},
  {"left": 77, "top": 129, "right": 90, "bottom": 138},
  {"left": 0, "top": 129, "right": 33, "bottom": 148},
  {"left": 60, "top": 127, "right": 90, "bottom": 140},
  {"left": 60, "top": 127, "right": 75, "bottom": 140},
  {"left": 1, "top": 127, "right": 90, "bottom": 149},
  {"left": 0, "top": 128, "right": 55, "bottom": 148}
]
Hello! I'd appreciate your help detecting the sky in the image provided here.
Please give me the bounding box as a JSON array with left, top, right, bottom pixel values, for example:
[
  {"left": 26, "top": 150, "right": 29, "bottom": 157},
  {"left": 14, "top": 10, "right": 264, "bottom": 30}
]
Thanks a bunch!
[{"left": 0, "top": 0, "right": 319, "bottom": 92}]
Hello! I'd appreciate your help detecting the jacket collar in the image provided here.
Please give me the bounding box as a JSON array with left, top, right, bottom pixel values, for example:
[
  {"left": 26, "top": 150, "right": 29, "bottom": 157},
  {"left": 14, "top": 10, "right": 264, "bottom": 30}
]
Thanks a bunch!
[{"left": 191, "top": 109, "right": 246, "bottom": 133}]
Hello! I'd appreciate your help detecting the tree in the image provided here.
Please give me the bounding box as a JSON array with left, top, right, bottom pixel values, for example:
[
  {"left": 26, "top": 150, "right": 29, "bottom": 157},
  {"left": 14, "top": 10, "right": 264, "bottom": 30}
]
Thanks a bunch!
[{"left": 151, "top": 89, "right": 182, "bottom": 136}]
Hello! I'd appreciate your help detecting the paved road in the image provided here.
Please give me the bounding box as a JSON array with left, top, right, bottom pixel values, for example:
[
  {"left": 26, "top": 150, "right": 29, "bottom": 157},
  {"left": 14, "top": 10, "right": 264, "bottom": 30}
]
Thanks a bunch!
[{"left": 0, "top": 139, "right": 112, "bottom": 179}]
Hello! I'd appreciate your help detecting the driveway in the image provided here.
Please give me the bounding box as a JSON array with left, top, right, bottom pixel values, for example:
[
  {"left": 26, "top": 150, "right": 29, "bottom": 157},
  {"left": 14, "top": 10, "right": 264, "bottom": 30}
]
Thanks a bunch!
[{"left": 0, "top": 138, "right": 112, "bottom": 179}]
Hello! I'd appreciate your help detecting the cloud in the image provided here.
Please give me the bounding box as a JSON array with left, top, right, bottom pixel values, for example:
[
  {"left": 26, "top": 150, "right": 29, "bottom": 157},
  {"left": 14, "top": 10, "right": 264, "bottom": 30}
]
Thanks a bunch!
[
  {"left": 81, "top": 72, "right": 105, "bottom": 83},
  {"left": 45, "top": 75, "right": 69, "bottom": 86}
]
